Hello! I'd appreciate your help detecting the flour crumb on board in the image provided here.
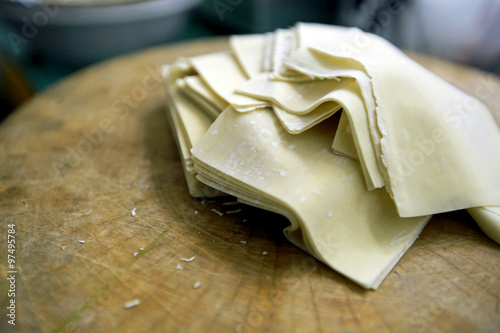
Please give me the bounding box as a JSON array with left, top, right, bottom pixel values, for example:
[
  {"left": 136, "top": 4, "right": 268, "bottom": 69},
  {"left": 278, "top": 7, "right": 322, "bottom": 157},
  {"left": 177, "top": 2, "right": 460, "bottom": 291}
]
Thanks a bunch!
[
  {"left": 262, "top": 251, "right": 268, "bottom": 255},
  {"left": 124, "top": 299, "right": 140, "bottom": 309},
  {"left": 133, "top": 252, "right": 138, "bottom": 257},
  {"left": 240, "top": 241, "right": 247, "bottom": 244},
  {"left": 211, "top": 209, "right": 224, "bottom": 216},
  {"left": 78, "top": 240, "right": 85, "bottom": 244},
  {"left": 131, "top": 208, "right": 136, "bottom": 217},
  {"left": 176, "top": 264, "right": 183, "bottom": 270},
  {"left": 193, "top": 281, "right": 201, "bottom": 289},
  {"left": 222, "top": 201, "right": 239, "bottom": 206},
  {"left": 140, "top": 248, "right": 144, "bottom": 251},
  {"left": 181, "top": 256, "right": 195, "bottom": 262},
  {"left": 194, "top": 210, "right": 198, "bottom": 215},
  {"left": 62, "top": 246, "right": 65, "bottom": 250},
  {"left": 130, "top": 230, "right": 134, "bottom": 233}
]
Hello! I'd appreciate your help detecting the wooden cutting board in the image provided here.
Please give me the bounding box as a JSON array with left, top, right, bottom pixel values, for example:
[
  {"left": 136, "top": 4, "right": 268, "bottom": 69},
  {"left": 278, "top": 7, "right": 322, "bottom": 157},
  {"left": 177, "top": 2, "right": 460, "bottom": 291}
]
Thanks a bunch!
[{"left": 1, "top": 37, "right": 499, "bottom": 333}]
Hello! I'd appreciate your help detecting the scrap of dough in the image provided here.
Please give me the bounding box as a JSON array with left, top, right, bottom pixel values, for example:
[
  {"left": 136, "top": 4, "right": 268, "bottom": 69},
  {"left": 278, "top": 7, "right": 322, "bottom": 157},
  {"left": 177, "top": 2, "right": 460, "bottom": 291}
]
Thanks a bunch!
[{"left": 191, "top": 106, "right": 430, "bottom": 289}]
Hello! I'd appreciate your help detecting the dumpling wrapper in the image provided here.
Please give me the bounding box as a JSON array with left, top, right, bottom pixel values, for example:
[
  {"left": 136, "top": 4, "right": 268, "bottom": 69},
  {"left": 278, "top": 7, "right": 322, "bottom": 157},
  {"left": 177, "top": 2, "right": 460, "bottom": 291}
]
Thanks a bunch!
[
  {"left": 269, "top": 28, "right": 300, "bottom": 78},
  {"left": 181, "top": 75, "right": 227, "bottom": 120},
  {"left": 191, "top": 106, "right": 430, "bottom": 289},
  {"left": 292, "top": 23, "right": 500, "bottom": 217},
  {"left": 162, "top": 64, "right": 219, "bottom": 197},
  {"left": 237, "top": 72, "right": 384, "bottom": 190},
  {"left": 230, "top": 34, "right": 267, "bottom": 78},
  {"left": 333, "top": 111, "right": 359, "bottom": 160},
  {"left": 272, "top": 102, "right": 341, "bottom": 134},
  {"left": 189, "top": 51, "right": 268, "bottom": 112},
  {"left": 226, "top": 37, "right": 341, "bottom": 135},
  {"left": 282, "top": 47, "right": 380, "bottom": 165}
]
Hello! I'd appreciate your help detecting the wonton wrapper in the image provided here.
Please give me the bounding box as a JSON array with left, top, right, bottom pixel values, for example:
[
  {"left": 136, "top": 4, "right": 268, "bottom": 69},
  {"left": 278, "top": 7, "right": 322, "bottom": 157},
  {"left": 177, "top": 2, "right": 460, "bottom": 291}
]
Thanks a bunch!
[
  {"left": 162, "top": 63, "right": 217, "bottom": 197},
  {"left": 237, "top": 72, "right": 384, "bottom": 190},
  {"left": 191, "top": 106, "right": 430, "bottom": 289},
  {"left": 162, "top": 23, "right": 500, "bottom": 291},
  {"left": 291, "top": 23, "right": 500, "bottom": 217}
]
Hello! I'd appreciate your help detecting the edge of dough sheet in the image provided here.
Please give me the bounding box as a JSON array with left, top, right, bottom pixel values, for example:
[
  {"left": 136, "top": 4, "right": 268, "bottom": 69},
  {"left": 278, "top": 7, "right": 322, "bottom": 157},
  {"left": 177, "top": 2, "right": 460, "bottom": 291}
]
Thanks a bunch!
[
  {"left": 230, "top": 33, "right": 267, "bottom": 78},
  {"left": 189, "top": 50, "right": 269, "bottom": 110},
  {"left": 162, "top": 63, "right": 223, "bottom": 198},
  {"left": 467, "top": 206, "right": 500, "bottom": 245}
]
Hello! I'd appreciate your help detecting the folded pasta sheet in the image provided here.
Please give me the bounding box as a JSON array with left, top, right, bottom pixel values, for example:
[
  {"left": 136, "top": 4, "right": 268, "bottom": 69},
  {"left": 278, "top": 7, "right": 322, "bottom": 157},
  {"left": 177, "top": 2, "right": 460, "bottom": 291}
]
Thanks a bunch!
[
  {"left": 162, "top": 22, "right": 500, "bottom": 289},
  {"left": 162, "top": 62, "right": 219, "bottom": 197},
  {"left": 291, "top": 23, "right": 500, "bottom": 217},
  {"left": 192, "top": 106, "right": 430, "bottom": 289}
]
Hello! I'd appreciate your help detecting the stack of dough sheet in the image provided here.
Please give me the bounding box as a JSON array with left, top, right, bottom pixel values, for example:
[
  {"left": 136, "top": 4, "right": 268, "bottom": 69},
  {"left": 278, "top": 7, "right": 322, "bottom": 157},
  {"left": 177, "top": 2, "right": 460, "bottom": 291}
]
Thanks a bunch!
[{"left": 162, "top": 23, "right": 500, "bottom": 289}]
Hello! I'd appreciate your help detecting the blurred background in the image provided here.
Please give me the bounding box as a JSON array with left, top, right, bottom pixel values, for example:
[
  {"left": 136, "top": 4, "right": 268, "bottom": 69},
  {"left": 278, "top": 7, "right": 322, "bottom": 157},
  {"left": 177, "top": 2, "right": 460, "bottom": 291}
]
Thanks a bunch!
[{"left": 1, "top": 0, "right": 499, "bottom": 121}]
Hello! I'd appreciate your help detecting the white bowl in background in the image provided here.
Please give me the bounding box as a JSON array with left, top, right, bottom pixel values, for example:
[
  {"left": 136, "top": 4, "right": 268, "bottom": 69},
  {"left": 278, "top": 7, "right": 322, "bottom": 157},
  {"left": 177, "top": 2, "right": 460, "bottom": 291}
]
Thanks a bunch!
[{"left": 0, "top": 0, "right": 201, "bottom": 64}]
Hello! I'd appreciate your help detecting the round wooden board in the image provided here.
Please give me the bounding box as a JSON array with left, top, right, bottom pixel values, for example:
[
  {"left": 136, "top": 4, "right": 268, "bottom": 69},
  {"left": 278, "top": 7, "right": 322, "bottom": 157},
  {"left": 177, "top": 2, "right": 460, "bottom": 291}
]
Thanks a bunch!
[{"left": 1, "top": 37, "right": 499, "bottom": 333}]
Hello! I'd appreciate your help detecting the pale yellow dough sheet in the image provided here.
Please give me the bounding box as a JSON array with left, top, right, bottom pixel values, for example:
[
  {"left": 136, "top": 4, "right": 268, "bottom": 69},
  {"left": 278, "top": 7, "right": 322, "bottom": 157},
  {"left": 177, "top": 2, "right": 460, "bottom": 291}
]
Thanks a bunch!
[
  {"left": 231, "top": 32, "right": 381, "bottom": 181},
  {"left": 162, "top": 23, "right": 500, "bottom": 292},
  {"left": 293, "top": 23, "right": 500, "bottom": 217},
  {"left": 189, "top": 51, "right": 268, "bottom": 112},
  {"left": 467, "top": 206, "right": 500, "bottom": 244},
  {"left": 333, "top": 112, "right": 359, "bottom": 160},
  {"left": 269, "top": 29, "right": 299, "bottom": 78},
  {"left": 181, "top": 75, "right": 228, "bottom": 120},
  {"left": 230, "top": 34, "right": 267, "bottom": 78},
  {"left": 231, "top": 33, "right": 341, "bottom": 134},
  {"left": 237, "top": 72, "right": 384, "bottom": 190},
  {"left": 272, "top": 102, "right": 340, "bottom": 134},
  {"left": 176, "top": 78, "right": 220, "bottom": 122},
  {"left": 191, "top": 106, "right": 430, "bottom": 289},
  {"left": 206, "top": 38, "right": 337, "bottom": 135},
  {"left": 282, "top": 48, "right": 380, "bottom": 162},
  {"left": 162, "top": 63, "right": 217, "bottom": 197}
]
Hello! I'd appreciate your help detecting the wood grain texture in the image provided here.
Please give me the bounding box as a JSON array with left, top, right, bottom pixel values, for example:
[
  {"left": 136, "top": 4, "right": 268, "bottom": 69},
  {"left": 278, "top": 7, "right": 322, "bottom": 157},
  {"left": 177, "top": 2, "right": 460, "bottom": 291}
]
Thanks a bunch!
[{"left": 0, "top": 37, "right": 499, "bottom": 333}]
